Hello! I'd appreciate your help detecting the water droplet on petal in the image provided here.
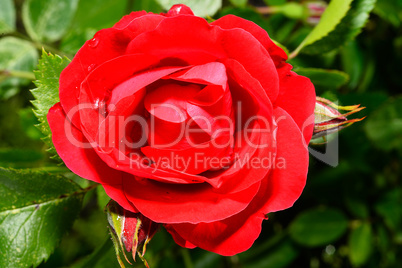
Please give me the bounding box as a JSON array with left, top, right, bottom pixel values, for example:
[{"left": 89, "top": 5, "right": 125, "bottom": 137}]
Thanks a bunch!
[
  {"left": 88, "top": 37, "right": 99, "bottom": 48},
  {"left": 88, "top": 64, "right": 96, "bottom": 72}
]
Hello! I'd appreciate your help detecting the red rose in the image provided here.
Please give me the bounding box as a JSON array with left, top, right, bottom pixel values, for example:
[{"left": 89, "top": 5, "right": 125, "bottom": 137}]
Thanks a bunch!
[{"left": 48, "top": 4, "right": 315, "bottom": 255}]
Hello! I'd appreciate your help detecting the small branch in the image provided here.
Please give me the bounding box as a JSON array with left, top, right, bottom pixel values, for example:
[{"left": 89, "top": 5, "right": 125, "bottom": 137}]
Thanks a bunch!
[
  {"left": 0, "top": 69, "right": 36, "bottom": 80},
  {"left": 7, "top": 32, "right": 72, "bottom": 58},
  {"left": 82, "top": 183, "right": 99, "bottom": 193},
  {"left": 255, "top": 6, "right": 281, "bottom": 15}
]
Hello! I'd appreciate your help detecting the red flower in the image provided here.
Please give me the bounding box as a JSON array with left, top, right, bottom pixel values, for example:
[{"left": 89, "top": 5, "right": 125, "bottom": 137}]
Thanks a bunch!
[{"left": 47, "top": 4, "right": 315, "bottom": 255}]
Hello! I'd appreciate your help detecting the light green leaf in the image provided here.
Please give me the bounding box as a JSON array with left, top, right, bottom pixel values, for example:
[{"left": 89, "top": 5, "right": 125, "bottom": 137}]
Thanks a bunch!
[
  {"left": 31, "top": 51, "right": 70, "bottom": 157},
  {"left": 22, "top": 0, "right": 79, "bottom": 42},
  {"left": 97, "top": 186, "right": 111, "bottom": 209},
  {"left": 292, "top": 0, "right": 353, "bottom": 56},
  {"left": 299, "top": 0, "right": 376, "bottom": 55},
  {"left": 293, "top": 67, "right": 349, "bottom": 89},
  {"left": 0, "top": 37, "right": 38, "bottom": 100},
  {"left": 156, "top": 0, "right": 222, "bottom": 17},
  {"left": 0, "top": 167, "right": 84, "bottom": 268},
  {"left": 289, "top": 208, "right": 349, "bottom": 247},
  {"left": 364, "top": 96, "right": 402, "bottom": 153},
  {"left": 0, "top": 0, "right": 16, "bottom": 34},
  {"left": 348, "top": 222, "right": 373, "bottom": 266}
]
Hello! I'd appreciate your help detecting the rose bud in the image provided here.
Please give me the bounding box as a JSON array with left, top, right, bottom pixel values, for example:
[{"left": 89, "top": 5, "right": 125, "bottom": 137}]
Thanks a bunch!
[
  {"left": 105, "top": 200, "right": 159, "bottom": 267},
  {"left": 313, "top": 96, "right": 365, "bottom": 140},
  {"left": 305, "top": 1, "right": 327, "bottom": 25}
]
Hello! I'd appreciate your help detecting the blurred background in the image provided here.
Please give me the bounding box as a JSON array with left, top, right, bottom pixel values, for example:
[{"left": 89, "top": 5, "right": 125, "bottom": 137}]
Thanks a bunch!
[{"left": 0, "top": 0, "right": 401, "bottom": 267}]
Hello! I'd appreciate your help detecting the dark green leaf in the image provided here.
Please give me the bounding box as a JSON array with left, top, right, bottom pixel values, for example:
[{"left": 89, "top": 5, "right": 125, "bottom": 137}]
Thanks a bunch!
[
  {"left": 194, "top": 252, "right": 222, "bottom": 268},
  {"left": 132, "top": 0, "right": 163, "bottom": 13},
  {"left": 156, "top": 0, "right": 222, "bottom": 17},
  {"left": 0, "top": 0, "right": 16, "bottom": 34},
  {"left": 0, "top": 37, "right": 38, "bottom": 99},
  {"left": 293, "top": 67, "right": 349, "bottom": 89},
  {"left": 18, "top": 108, "right": 44, "bottom": 141},
  {"left": 31, "top": 51, "right": 70, "bottom": 158},
  {"left": 364, "top": 96, "right": 402, "bottom": 153},
  {"left": 0, "top": 167, "right": 84, "bottom": 268},
  {"left": 373, "top": 0, "right": 402, "bottom": 27},
  {"left": 300, "top": 0, "right": 376, "bottom": 55},
  {"left": 72, "top": 238, "right": 121, "bottom": 268},
  {"left": 348, "top": 222, "right": 373, "bottom": 266},
  {"left": 374, "top": 189, "right": 402, "bottom": 231},
  {"left": 243, "top": 240, "right": 298, "bottom": 268},
  {"left": 229, "top": 0, "right": 247, "bottom": 8},
  {"left": 344, "top": 197, "right": 369, "bottom": 219},
  {"left": 0, "top": 148, "right": 44, "bottom": 168},
  {"left": 340, "top": 40, "right": 364, "bottom": 89},
  {"left": 22, "top": 0, "right": 79, "bottom": 42},
  {"left": 289, "top": 208, "right": 349, "bottom": 247}
]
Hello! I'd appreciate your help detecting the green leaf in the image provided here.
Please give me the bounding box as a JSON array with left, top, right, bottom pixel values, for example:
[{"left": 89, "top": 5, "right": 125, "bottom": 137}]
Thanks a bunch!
[
  {"left": 373, "top": 0, "right": 402, "bottom": 27},
  {"left": 0, "top": 0, "right": 16, "bottom": 34},
  {"left": 364, "top": 96, "right": 402, "bottom": 153},
  {"left": 72, "top": 238, "right": 121, "bottom": 268},
  {"left": 340, "top": 40, "right": 364, "bottom": 89},
  {"left": 22, "top": 0, "right": 79, "bottom": 42},
  {"left": 31, "top": 51, "right": 70, "bottom": 157},
  {"left": 348, "top": 222, "right": 373, "bottom": 266},
  {"left": 243, "top": 240, "right": 298, "bottom": 268},
  {"left": 300, "top": 0, "right": 376, "bottom": 55},
  {"left": 0, "top": 148, "right": 44, "bottom": 168},
  {"left": 0, "top": 37, "right": 38, "bottom": 99},
  {"left": 344, "top": 197, "right": 369, "bottom": 219},
  {"left": 374, "top": 189, "right": 402, "bottom": 232},
  {"left": 0, "top": 167, "right": 84, "bottom": 268},
  {"left": 229, "top": 0, "right": 247, "bottom": 8},
  {"left": 293, "top": 67, "right": 349, "bottom": 89},
  {"left": 156, "top": 0, "right": 222, "bottom": 17},
  {"left": 60, "top": 0, "right": 128, "bottom": 54},
  {"left": 291, "top": 0, "right": 353, "bottom": 56},
  {"left": 289, "top": 208, "right": 349, "bottom": 247}
]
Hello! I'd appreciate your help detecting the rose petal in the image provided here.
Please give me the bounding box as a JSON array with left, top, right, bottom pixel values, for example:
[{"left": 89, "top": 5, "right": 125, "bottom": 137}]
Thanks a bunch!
[
  {"left": 60, "top": 14, "right": 164, "bottom": 128},
  {"left": 47, "top": 103, "right": 123, "bottom": 185},
  {"left": 126, "top": 15, "right": 279, "bottom": 101},
  {"left": 168, "top": 107, "right": 309, "bottom": 255},
  {"left": 262, "top": 107, "right": 309, "bottom": 212},
  {"left": 211, "top": 15, "right": 287, "bottom": 67},
  {"left": 102, "top": 183, "right": 138, "bottom": 212},
  {"left": 123, "top": 176, "right": 261, "bottom": 224},
  {"left": 274, "top": 67, "right": 316, "bottom": 143}
]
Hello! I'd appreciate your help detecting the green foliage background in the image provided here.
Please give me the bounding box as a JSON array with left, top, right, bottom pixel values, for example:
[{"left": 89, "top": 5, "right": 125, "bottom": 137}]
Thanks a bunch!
[{"left": 0, "top": 0, "right": 401, "bottom": 267}]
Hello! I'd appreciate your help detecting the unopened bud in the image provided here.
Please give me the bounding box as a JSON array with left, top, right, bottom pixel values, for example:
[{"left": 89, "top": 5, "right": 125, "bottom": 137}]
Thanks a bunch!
[
  {"left": 313, "top": 97, "right": 365, "bottom": 140},
  {"left": 305, "top": 1, "right": 327, "bottom": 25},
  {"left": 105, "top": 200, "right": 159, "bottom": 268}
]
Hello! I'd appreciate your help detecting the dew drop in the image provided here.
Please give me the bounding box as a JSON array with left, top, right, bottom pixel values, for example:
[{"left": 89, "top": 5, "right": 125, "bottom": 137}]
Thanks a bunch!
[
  {"left": 88, "top": 37, "right": 99, "bottom": 48},
  {"left": 87, "top": 63, "right": 96, "bottom": 72},
  {"left": 94, "top": 99, "right": 100, "bottom": 108}
]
